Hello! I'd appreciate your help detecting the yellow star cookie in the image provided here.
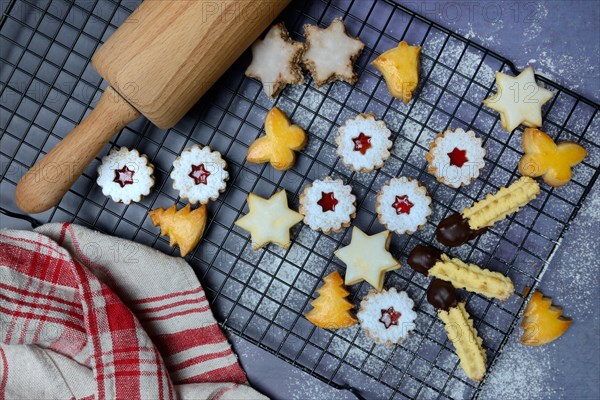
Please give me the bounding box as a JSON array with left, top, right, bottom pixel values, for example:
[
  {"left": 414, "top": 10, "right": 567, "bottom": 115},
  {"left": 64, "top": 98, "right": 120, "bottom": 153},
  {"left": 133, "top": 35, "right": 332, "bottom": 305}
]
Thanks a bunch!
[
  {"left": 235, "top": 190, "right": 303, "bottom": 250},
  {"left": 518, "top": 127, "right": 586, "bottom": 187},
  {"left": 149, "top": 204, "right": 207, "bottom": 257},
  {"left": 373, "top": 41, "right": 421, "bottom": 104},
  {"left": 483, "top": 66, "right": 553, "bottom": 132},
  {"left": 246, "top": 107, "right": 307, "bottom": 171},
  {"left": 334, "top": 227, "right": 400, "bottom": 291}
]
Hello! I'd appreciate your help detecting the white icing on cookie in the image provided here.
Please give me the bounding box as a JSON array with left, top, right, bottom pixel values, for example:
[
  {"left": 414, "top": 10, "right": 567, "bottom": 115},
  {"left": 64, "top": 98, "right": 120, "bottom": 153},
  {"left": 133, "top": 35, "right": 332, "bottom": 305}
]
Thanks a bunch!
[
  {"left": 357, "top": 288, "right": 417, "bottom": 345},
  {"left": 336, "top": 114, "right": 392, "bottom": 171},
  {"left": 426, "top": 128, "right": 486, "bottom": 188},
  {"left": 97, "top": 147, "right": 154, "bottom": 205},
  {"left": 376, "top": 177, "right": 431, "bottom": 235},
  {"left": 299, "top": 177, "right": 356, "bottom": 234},
  {"left": 302, "top": 18, "right": 364, "bottom": 86},
  {"left": 171, "top": 145, "right": 228, "bottom": 204},
  {"left": 245, "top": 23, "right": 305, "bottom": 98}
]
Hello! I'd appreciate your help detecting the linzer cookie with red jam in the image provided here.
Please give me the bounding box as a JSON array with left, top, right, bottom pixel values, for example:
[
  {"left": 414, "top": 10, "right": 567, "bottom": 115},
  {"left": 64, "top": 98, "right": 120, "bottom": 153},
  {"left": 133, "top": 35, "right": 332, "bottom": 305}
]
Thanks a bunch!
[
  {"left": 357, "top": 287, "right": 417, "bottom": 345},
  {"left": 299, "top": 177, "right": 356, "bottom": 234},
  {"left": 97, "top": 147, "right": 155, "bottom": 204},
  {"left": 428, "top": 279, "right": 487, "bottom": 381},
  {"left": 376, "top": 177, "right": 431, "bottom": 235},
  {"left": 171, "top": 145, "right": 228, "bottom": 204},
  {"left": 408, "top": 244, "right": 514, "bottom": 301},
  {"left": 335, "top": 114, "right": 392, "bottom": 172},
  {"left": 426, "top": 128, "right": 486, "bottom": 188},
  {"left": 436, "top": 176, "right": 540, "bottom": 247}
]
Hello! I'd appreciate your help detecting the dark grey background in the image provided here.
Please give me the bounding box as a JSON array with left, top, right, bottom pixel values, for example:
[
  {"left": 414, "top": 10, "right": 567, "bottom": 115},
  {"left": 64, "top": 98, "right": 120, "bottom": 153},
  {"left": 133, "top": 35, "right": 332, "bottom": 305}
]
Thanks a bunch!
[{"left": 1, "top": 1, "right": 598, "bottom": 400}]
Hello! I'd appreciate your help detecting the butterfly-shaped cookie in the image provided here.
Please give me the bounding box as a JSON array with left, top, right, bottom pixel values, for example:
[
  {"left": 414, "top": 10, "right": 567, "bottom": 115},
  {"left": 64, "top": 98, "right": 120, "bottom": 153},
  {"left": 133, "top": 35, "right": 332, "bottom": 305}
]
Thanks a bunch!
[
  {"left": 246, "top": 107, "right": 307, "bottom": 171},
  {"left": 518, "top": 128, "right": 586, "bottom": 187}
]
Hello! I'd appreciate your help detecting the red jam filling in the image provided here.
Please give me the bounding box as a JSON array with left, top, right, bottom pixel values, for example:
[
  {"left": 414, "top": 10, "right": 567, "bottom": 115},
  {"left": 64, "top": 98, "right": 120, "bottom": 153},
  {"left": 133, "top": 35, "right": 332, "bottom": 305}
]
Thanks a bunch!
[
  {"left": 379, "top": 307, "right": 402, "bottom": 329},
  {"left": 392, "top": 195, "right": 414, "bottom": 215},
  {"left": 189, "top": 164, "right": 211, "bottom": 185},
  {"left": 447, "top": 147, "right": 468, "bottom": 168},
  {"left": 317, "top": 192, "right": 338, "bottom": 212},
  {"left": 113, "top": 166, "right": 135, "bottom": 188},
  {"left": 352, "top": 132, "right": 372, "bottom": 155}
]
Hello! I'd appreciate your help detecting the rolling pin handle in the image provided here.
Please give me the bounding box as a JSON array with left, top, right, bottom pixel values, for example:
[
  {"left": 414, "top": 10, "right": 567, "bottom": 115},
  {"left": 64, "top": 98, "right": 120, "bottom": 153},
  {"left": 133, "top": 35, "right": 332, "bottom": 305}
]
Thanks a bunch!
[{"left": 15, "top": 86, "right": 141, "bottom": 214}]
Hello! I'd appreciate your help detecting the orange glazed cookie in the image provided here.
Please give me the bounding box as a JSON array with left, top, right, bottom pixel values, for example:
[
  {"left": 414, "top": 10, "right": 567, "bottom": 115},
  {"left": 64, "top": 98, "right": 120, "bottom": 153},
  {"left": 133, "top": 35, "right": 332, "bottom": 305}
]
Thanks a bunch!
[
  {"left": 305, "top": 271, "right": 357, "bottom": 329},
  {"left": 520, "top": 289, "right": 572, "bottom": 346},
  {"left": 518, "top": 127, "right": 586, "bottom": 187},
  {"left": 246, "top": 107, "right": 307, "bottom": 171},
  {"left": 149, "top": 204, "right": 207, "bottom": 257},
  {"left": 373, "top": 41, "right": 421, "bottom": 104}
]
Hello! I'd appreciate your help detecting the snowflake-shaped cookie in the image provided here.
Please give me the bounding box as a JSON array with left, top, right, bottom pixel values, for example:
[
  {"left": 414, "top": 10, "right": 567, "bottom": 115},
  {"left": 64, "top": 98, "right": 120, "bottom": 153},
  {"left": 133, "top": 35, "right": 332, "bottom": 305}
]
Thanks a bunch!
[
  {"left": 245, "top": 22, "right": 305, "bottom": 98},
  {"left": 171, "top": 145, "right": 228, "bottom": 204},
  {"left": 302, "top": 18, "right": 364, "bottom": 86},
  {"left": 336, "top": 114, "right": 392, "bottom": 172},
  {"left": 299, "top": 177, "right": 356, "bottom": 234},
  {"left": 97, "top": 147, "right": 154, "bottom": 204},
  {"left": 376, "top": 177, "right": 432, "bottom": 235}
]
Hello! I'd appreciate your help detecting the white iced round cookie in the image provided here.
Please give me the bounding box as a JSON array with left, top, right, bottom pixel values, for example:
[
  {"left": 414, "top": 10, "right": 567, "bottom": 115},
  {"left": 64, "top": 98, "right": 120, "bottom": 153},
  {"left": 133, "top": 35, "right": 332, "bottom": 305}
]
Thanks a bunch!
[
  {"left": 336, "top": 114, "right": 392, "bottom": 172},
  {"left": 171, "top": 145, "right": 229, "bottom": 204},
  {"left": 299, "top": 177, "right": 356, "bottom": 234},
  {"left": 426, "top": 128, "right": 486, "bottom": 188},
  {"left": 357, "top": 288, "right": 417, "bottom": 345},
  {"left": 376, "top": 177, "right": 431, "bottom": 235},
  {"left": 97, "top": 147, "right": 154, "bottom": 205}
]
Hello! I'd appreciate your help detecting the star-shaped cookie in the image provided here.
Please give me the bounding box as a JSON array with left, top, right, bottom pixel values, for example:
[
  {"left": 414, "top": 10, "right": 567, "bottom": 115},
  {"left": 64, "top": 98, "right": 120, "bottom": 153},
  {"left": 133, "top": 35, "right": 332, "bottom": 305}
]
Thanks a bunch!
[
  {"left": 335, "top": 227, "right": 400, "bottom": 291},
  {"left": 245, "top": 23, "right": 305, "bottom": 98},
  {"left": 235, "top": 190, "right": 303, "bottom": 250},
  {"left": 483, "top": 66, "right": 553, "bottom": 132},
  {"left": 246, "top": 107, "right": 307, "bottom": 171},
  {"left": 302, "top": 18, "right": 364, "bottom": 86}
]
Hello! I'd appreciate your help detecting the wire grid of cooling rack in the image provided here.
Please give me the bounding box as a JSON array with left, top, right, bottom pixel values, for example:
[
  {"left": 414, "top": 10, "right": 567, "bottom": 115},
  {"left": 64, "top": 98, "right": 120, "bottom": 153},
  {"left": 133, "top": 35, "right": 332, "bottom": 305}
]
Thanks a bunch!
[{"left": 1, "top": 0, "right": 599, "bottom": 398}]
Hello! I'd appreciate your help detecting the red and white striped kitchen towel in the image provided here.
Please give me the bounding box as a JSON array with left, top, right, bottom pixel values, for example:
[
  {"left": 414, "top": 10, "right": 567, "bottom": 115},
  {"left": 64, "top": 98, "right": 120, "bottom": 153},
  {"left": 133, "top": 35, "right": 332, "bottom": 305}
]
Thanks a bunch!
[{"left": 0, "top": 223, "right": 265, "bottom": 400}]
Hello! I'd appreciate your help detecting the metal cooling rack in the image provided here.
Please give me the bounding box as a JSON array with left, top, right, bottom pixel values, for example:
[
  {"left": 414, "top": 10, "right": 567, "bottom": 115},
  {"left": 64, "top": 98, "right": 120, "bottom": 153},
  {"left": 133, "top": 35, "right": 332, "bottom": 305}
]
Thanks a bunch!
[{"left": 1, "top": 0, "right": 599, "bottom": 399}]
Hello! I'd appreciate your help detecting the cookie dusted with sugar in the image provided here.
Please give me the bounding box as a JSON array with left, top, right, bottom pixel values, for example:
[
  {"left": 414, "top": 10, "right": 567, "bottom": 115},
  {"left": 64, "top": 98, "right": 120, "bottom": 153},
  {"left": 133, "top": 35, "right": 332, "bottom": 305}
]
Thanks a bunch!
[
  {"left": 171, "top": 145, "right": 228, "bottom": 205},
  {"left": 245, "top": 22, "right": 305, "bottom": 98},
  {"left": 483, "top": 66, "right": 553, "bottom": 133},
  {"left": 357, "top": 288, "right": 417, "bottom": 345},
  {"left": 336, "top": 114, "right": 392, "bottom": 172},
  {"left": 426, "top": 128, "right": 486, "bottom": 188},
  {"left": 376, "top": 177, "right": 431, "bottom": 235},
  {"left": 299, "top": 177, "right": 356, "bottom": 234},
  {"left": 302, "top": 18, "right": 364, "bottom": 86},
  {"left": 97, "top": 147, "right": 154, "bottom": 205}
]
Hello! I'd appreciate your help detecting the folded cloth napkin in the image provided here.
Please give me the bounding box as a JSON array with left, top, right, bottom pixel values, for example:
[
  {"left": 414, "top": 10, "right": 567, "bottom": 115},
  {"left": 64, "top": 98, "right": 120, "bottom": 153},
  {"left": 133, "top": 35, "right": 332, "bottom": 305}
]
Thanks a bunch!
[{"left": 0, "top": 223, "right": 266, "bottom": 400}]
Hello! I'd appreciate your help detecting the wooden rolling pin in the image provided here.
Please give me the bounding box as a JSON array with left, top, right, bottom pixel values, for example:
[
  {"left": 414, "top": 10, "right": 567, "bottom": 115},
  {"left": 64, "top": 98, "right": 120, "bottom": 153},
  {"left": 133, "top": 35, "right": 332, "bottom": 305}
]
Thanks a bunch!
[{"left": 16, "top": 0, "right": 289, "bottom": 214}]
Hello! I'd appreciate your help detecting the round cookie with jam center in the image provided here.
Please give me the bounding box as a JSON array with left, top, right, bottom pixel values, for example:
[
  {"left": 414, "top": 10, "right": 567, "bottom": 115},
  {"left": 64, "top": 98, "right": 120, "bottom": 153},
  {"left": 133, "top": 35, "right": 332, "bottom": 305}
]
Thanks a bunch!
[
  {"left": 97, "top": 147, "right": 154, "bottom": 205},
  {"left": 357, "top": 287, "right": 417, "bottom": 345},
  {"left": 426, "top": 128, "right": 486, "bottom": 188},
  {"left": 335, "top": 114, "right": 392, "bottom": 172},
  {"left": 299, "top": 177, "right": 356, "bottom": 234},
  {"left": 376, "top": 177, "right": 432, "bottom": 235},
  {"left": 171, "top": 145, "right": 229, "bottom": 205}
]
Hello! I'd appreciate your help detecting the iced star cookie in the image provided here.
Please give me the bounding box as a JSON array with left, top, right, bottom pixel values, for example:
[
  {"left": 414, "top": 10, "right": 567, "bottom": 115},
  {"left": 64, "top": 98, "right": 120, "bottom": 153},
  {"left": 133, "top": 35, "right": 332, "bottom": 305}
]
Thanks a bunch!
[
  {"left": 97, "top": 147, "right": 154, "bottom": 204},
  {"left": 171, "top": 145, "right": 228, "bottom": 205},
  {"left": 246, "top": 107, "right": 307, "bottom": 171},
  {"left": 518, "top": 127, "right": 586, "bottom": 187},
  {"left": 426, "top": 128, "right": 486, "bottom": 188},
  {"left": 302, "top": 18, "right": 365, "bottom": 86},
  {"left": 372, "top": 41, "right": 421, "bottom": 104},
  {"left": 299, "top": 177, "right": 356, "bottom": 234},
  {"left": 334, "top": 227, "right": 400, "bottom": 291},
  {"left": 235, "top": 190, "right": 303, "bottom": 250},
  {"left": 357, "top": 288, "right": 417, "bottom": 345},
  {"left": 376, "top": 177, "right": 432, "bottom": 235},
  {"left": 335, "top": 114, "right": 392, "bottom": 172},
  {"left": 245, "top": 23, "right": 305, "bottom": 98},
  {"left": 149, "top": 204, "right": 207, "bottom": 257},
  {"left": 483, "top": 66, "right": 553, "bottom": 133}
]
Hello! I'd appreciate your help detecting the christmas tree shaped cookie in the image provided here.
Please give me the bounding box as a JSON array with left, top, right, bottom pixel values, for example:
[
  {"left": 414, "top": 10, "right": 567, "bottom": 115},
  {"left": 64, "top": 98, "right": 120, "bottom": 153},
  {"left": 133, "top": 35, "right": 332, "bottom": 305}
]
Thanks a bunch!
[
  {"left": 305, "top": 270, "right": 357, "bottom": 329},
  {"left": 149, "top": 204, "right": 207, "bottom": 257}
]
